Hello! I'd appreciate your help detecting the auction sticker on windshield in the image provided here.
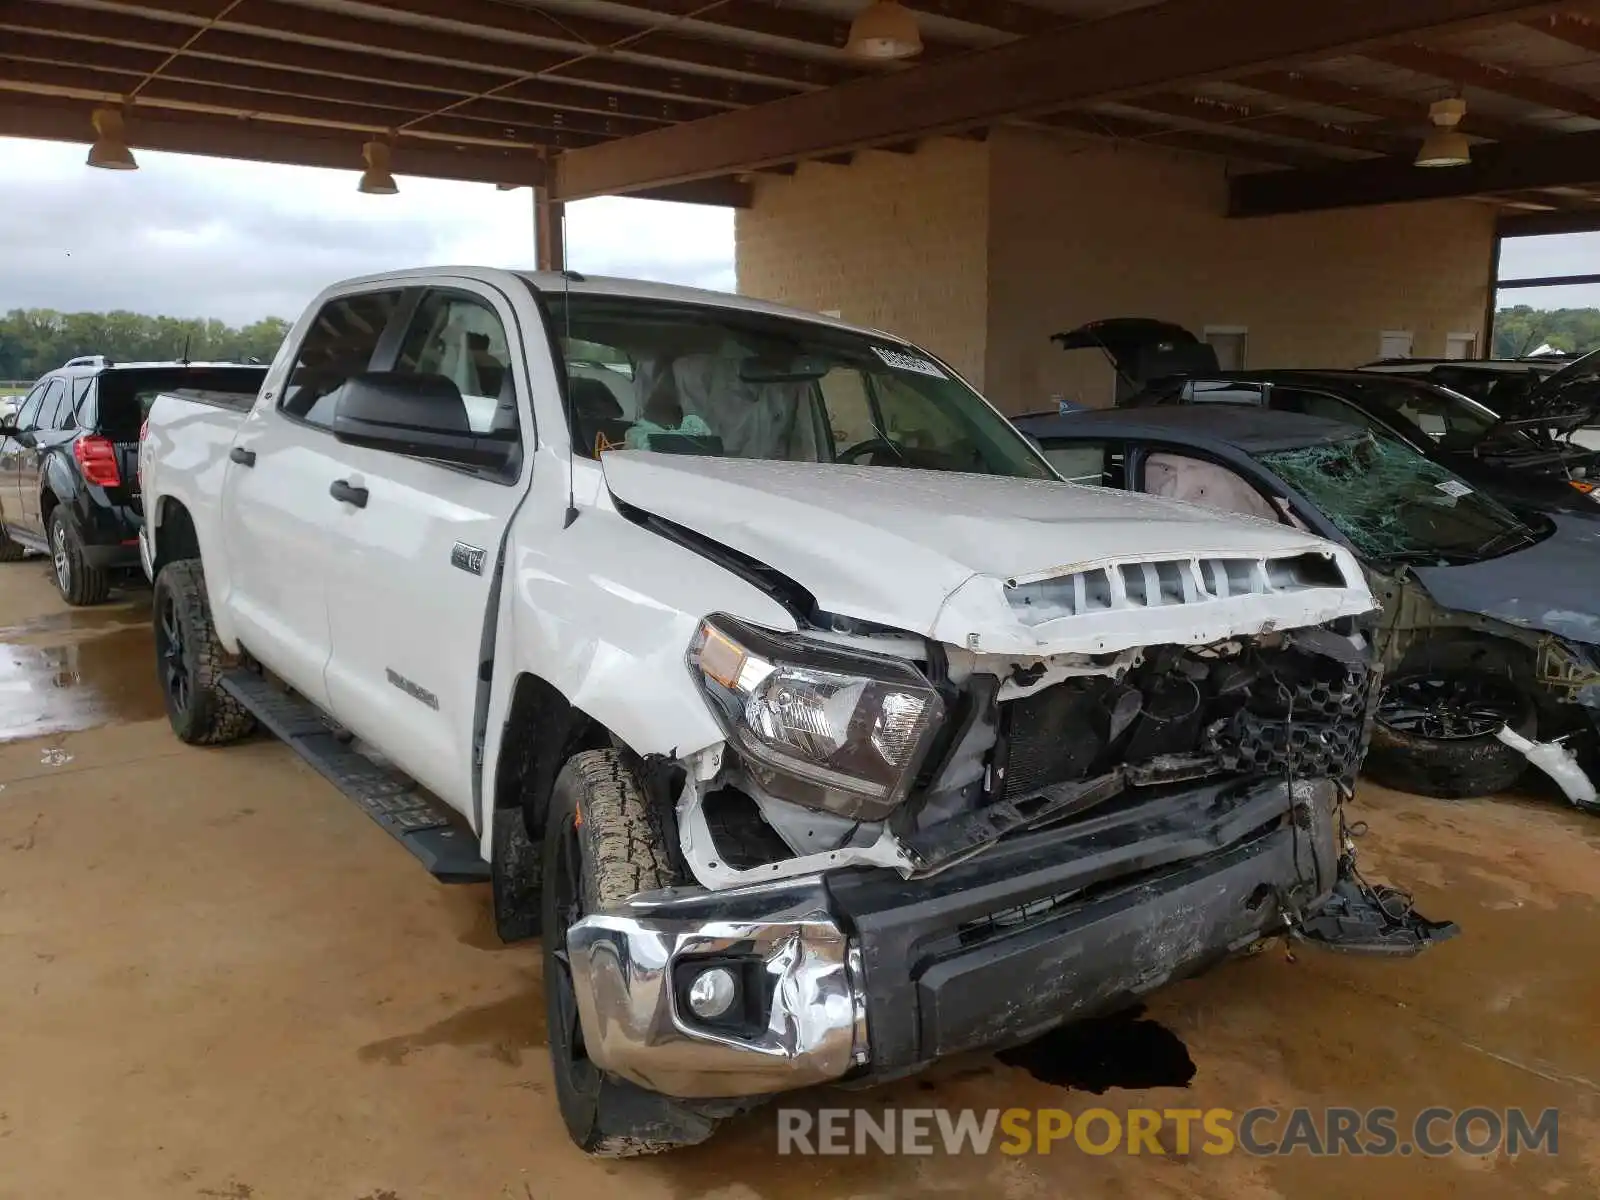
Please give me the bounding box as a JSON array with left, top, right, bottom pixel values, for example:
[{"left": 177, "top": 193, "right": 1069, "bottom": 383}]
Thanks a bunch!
[
  {"left": 872, "top": 346, "right": 948, "bottom": 379},
  {"left": 1435, "top": 479, "right": 1474, "bottom": 499}
]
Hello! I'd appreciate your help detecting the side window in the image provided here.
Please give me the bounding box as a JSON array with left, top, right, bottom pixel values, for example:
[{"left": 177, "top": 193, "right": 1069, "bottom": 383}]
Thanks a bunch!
[
  {"left": 281, "top": 290, "right": 404, "bottom": 427},
  {"left": 1039, "top": 439, "right": 1125, "bottom": 488},
  {"left": 1271, "top": 388, "right": 1380, "bottom": 435},
  {"left": 13, "top": 383, "right": 48, "bottom": 431},
  {"left": 393, "top": 290, "right": 518, "bottom": 436},
  {"left": 70, "top": 377, "right": 95, "bottom": 430},
  {"left": 34, "top": 380, "right": 68, "bottom": 431}
]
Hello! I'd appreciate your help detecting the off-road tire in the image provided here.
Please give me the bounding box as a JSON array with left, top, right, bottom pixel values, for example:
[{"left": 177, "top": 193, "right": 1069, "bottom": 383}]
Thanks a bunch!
[
  {"left": 0, "top": 527, "right": 24, "bottom": 562},
  {"left": 541, "top": 749, "right": 718, "bottom": 1157},
  {"left": 48, "top": 506, "right": 109, "bottom": 606},
  {"left": 1366, "top": 639, "right": 1536, "bottom": 799},
  {"left": 152, "top": 559, "right": 256, "bottom": 745}
]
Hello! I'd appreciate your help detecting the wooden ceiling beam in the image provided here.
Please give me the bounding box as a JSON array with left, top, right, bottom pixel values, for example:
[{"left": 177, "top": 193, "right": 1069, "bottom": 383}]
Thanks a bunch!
[
  {"left": 901, "top": 0, "right": 1065, "bottom": 38},
  {"left": 1117, "top": 91, "right": 1406, "bottom": 155},
  {"left": 5, "top": 0, "right": 796, "bottom": 108},
  {"left": 588, "top": 0, "right": 969, "bottom": 61},
  {"left": 46, "top": 0, "right": 855, "bottom": 90},
  {"left": 0, "top": 94, "right": 549, "bottom": 184},
  {"left": 1237, "top": 68, "right": 1527, "bottom": 141},
  {"left": 0, "top": 40, "right": 668, "bottom": 138},
  {"left": 0, "top": 22, "right": 719, "bottom": 123},
  {"left": 0, "top": 57, "right": 612, "bottom": 148},
  {"left": 1520, "top": 11, "right": 1600, "bottom": 55},
  {"left": 1231, "top": 124, "right": 1600, "bottom": 215},
  {"left": 553, "top": 0, "right": 1565, "bottom": 198},
  {"left": 1036, "top": 109, "right": 1335, "bottom": 169},
  {"left": 1364, "top": 42, "right": 1600, "bottom": 120}
]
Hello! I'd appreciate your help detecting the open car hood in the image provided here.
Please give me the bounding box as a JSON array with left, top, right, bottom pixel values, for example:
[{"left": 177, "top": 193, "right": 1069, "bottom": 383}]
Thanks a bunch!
[
  {"left": 1050, "top": 317, "right": 1219, "bottom": 388},
  {"left": 602, "top": 451, "right": 1376, "bottom": 656}
]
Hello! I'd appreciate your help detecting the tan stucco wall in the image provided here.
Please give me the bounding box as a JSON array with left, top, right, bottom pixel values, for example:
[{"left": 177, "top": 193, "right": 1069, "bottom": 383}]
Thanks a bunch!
[
  {"left": 982, "top": 127, "right": 1497, "bottom": 413},
  {"left": 734, "top": 138, "right": 991, "bottom": 387}
]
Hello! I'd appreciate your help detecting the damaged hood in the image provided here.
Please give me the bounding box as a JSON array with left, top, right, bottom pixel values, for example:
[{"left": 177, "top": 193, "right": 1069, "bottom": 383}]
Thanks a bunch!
[
  {"left": 602, "top": 452, "right": 1375, "bottom": 655},
  {"left": 1413, "top": 513, "right": 1600, "bottom": 645}
]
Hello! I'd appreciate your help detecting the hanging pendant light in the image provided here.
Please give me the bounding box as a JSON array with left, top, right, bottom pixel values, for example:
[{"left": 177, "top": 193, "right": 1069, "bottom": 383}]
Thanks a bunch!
[
  {"left": 359, "top": 139, "right": 399, "bottom": 194},
  {"left": 1416, "top": 97, "right": 1471, "bottom": 168},
  {"left": 845, "top": 1, "right": 923, "bottom": 60},
  {"left": 87, "top": 108, "right": 138, "bottom": 171}
]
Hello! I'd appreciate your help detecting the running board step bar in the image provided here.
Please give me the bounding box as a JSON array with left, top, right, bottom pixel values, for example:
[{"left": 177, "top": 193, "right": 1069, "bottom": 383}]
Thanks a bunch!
[{"left": 220, "top": 670, "right": 489, "bottom": 884}]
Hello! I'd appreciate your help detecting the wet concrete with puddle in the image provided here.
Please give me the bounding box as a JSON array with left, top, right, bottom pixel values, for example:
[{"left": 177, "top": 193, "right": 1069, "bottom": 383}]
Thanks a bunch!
[{"left": 0, "top": 558, "right": 1596, "bottom": 1199}]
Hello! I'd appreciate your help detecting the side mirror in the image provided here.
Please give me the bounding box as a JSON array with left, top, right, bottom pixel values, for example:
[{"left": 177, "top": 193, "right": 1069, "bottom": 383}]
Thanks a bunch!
[
  {"left": 0, "top": 422, "right": 17, "bottom": 438},
  {"left": 331, "top": 372, "right": 516, "bottom": 472}
]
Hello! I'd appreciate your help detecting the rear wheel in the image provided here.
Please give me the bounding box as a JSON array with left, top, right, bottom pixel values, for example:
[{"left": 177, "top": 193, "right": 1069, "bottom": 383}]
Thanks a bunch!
[
  {"left": 1367, "top": 640, "right": 1536, "bottom": 799},
  {"left": 48, "top": 506, "right": 109, "bottom": 606},
  {"left": 152, "top": 559, "right": 255, "bottom": 745},
  {"left": 541, "top": 749, "right": 717, "bottom": 1157}
]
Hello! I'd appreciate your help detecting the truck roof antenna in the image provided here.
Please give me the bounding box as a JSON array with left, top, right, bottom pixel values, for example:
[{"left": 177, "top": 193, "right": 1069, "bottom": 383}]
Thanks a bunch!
[
  {"left": 561, "top": 249, "right": 579, "bottom": 529},
  {"left": 180, "top": 332, "right": 191, "bottom": 366}
]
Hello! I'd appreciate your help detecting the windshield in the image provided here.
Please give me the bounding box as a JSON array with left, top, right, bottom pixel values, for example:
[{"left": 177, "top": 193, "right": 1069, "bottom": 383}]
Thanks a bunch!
[
  {"left": 1258, "top": 433, "right": 1535, "bottom": 565},
  {"left": 1327, "top": 375, "right": 1513, "bottom": 451},
  {"left": 543, "top": 294, "right": 1053, "bottom": 479}
]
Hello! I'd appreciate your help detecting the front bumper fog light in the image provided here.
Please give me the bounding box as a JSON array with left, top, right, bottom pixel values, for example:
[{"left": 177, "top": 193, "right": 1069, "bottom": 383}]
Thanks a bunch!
[{"left": 687, "top": 966, "right": 738, "bottom": 1020}]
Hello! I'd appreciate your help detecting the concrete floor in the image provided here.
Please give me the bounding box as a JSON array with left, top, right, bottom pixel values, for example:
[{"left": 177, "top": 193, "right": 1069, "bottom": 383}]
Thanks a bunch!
[{"left": 1, "top": 561, "right": 1598, "bottom": 1199}]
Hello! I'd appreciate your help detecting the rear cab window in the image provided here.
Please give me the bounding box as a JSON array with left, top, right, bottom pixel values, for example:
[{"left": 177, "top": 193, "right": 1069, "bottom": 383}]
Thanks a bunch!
[{"left": 281, "top": 290, "right": 404, "bottom": 427}]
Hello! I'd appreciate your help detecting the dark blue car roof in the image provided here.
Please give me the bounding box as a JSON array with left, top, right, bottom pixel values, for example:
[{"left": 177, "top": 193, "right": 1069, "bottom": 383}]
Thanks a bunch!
[{"left": 1015, "top": 405, "right": 1363, "bottom": 455}]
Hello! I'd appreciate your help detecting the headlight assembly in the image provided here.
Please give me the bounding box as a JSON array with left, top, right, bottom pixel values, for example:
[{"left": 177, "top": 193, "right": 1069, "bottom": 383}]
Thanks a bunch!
[{"left": 687, "top": 615, "right": 945, "bottom": 821}]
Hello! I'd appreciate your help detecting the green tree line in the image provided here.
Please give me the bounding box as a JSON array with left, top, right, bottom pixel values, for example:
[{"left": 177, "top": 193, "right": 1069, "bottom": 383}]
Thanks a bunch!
[
  {"left": 0, "top": 309, "right": 291, "bottom": 382},
  {"left": 1492, "top": 305, "right": 1600, "bottom": 358}
]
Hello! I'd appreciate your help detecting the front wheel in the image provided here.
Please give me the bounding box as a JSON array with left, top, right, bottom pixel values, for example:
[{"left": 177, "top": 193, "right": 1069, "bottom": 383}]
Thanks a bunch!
[
  {"left": 540, "top": 749, "right": 717, "bottom": 1157},
  {"left": 48, "top": 506, "right": 109, "bottom": 606},
  {"left": 151, "top": 559, "right": 255, "bottom": 745}
]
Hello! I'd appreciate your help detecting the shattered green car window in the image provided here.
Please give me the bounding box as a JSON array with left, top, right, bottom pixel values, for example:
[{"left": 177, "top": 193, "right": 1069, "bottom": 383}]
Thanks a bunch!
[{"left": 1258, "top": 433, "right": 1532, "bottom": 564}]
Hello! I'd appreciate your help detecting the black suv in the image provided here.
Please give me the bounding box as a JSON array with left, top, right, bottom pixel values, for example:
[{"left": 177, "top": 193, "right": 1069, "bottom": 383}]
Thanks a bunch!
[{"left": 0, "top": 359, "right": 266, "bottom": 604}]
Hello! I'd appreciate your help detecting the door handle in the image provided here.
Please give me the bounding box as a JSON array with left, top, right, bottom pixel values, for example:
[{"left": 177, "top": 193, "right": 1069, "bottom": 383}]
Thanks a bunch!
[
  {"left": 229, "top": 446, "right": 256, "bottom": 467},
  {"left": 329, "top": 479, "right": 369, "bottom": 508}
]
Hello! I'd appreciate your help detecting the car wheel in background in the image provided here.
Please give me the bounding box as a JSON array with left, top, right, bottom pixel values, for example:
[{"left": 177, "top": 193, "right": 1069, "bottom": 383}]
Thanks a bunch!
[
  {"left": 1367, "top": 639, "right": 1537, "bottom": 799},
  {"left": 151, "top": 558, "right": 256, "bottom": 745},
  {"left": 48, "top": 506, "right": 109, "bottom": 606},
  {"left": 0, "top": 527, "right": 24, "bottom": 562}
]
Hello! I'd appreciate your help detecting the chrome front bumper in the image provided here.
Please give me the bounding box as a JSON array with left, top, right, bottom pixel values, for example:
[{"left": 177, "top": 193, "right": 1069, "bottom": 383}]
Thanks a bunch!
[{"left": 565, "top": 877, "right": 868, "bottom": 1099}]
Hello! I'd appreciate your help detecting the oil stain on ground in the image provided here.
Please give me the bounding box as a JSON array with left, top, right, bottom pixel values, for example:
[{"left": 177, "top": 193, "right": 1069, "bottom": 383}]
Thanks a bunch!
[
  {"left": 996, "top": 1005, "right": 1197, "bottom": 1092},
  {"left": 0, "top": 626, "right": 165, "bottom": 741},
  {"left": 357, "top": 993, "right": 547, "bottom": 1067}
]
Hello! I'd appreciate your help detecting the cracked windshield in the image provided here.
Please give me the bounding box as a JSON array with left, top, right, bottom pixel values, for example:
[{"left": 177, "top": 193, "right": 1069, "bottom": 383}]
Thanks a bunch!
[
  {"left": 546, "top": 294, "right": 1053, "bottom": 478},
  {"left": 1259, "top": 433, "right": 1538, "bottom": 566}
]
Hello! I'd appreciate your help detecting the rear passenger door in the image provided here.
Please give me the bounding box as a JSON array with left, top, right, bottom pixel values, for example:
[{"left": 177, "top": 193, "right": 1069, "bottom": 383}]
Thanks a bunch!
[
  {"left": 319, "top": 283, "right": 532, "bottom": 823},
  {"left": 17, "top": 378, "right": 71, "bottom": 538},
  {"left": 0, "top": 384, "right": 47, "bottom": 536}
]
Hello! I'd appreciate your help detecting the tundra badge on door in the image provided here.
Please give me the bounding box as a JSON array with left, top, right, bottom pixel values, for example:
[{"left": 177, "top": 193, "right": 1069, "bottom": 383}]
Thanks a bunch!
[{"left": 451, "top": 542, "right": 486, "bottom": 575}]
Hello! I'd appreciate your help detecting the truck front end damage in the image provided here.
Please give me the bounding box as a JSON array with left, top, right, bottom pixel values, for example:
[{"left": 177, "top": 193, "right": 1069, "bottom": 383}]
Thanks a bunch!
[{"left": 565, "top": 546, "right": 1455, "bottom": 1100}]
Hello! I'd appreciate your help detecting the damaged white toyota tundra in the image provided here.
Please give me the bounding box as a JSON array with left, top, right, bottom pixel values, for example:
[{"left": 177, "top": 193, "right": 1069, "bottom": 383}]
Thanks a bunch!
[{"left": 137, "top": 268, "right": 1454, "bottom": 1155}]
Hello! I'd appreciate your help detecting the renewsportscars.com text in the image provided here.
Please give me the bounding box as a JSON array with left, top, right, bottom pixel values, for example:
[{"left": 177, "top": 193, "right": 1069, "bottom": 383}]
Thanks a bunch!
[{"left": 777, "top": 1106, "right": 1560, "bottom": 1157}]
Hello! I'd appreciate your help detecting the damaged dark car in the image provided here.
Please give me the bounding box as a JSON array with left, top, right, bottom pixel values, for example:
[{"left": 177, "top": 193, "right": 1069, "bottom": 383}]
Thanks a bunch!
[
  {"left": 1047, "top": 317, "right": 1600, "bottom": 516},
  {"left": 1016, "top": 404, "right": 1600, "bottom": 812}
]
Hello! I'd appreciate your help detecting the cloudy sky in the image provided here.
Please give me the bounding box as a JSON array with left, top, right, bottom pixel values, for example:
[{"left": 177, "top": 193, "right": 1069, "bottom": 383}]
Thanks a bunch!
[{"left": 2, "top": 136, "right": 735, "bottom": 326}]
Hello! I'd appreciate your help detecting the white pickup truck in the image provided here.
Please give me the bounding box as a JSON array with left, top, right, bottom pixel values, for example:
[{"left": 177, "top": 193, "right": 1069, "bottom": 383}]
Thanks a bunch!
[{"left": 139, "top": 267, "right": 1452, "bottom": 1155}]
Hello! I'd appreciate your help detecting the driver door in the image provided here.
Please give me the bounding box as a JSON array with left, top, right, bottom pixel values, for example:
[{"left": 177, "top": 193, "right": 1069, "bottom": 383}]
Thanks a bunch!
[{"left": 0, "top": 383, "right": 46, "bottom": 538}]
